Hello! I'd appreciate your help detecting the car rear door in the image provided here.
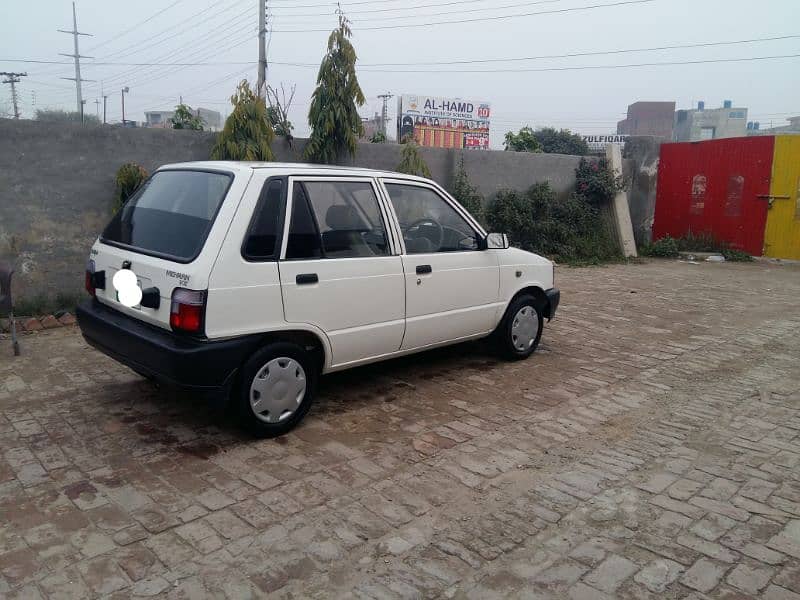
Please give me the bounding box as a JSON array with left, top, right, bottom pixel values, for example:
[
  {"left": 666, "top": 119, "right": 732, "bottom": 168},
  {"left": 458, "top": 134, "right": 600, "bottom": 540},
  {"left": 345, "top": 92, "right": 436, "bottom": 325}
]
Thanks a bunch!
[
  {"left": 379, "top": 179, "right": 501, "bottom": 350},
  {"left": 277, "top": 177, "right": 406, "bottom": 369}
]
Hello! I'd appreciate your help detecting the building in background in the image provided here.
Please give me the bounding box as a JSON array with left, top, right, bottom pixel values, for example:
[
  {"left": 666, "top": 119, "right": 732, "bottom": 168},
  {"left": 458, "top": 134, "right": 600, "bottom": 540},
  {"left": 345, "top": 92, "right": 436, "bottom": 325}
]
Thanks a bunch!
[
  {"left": 143, "top": 106, "right": 222, "bottom": 131},
  {"left": 748, "top": 116, "right": 800, "bottom": 136},
  {"left": 673, "top": 100, "right": 748, "bottom": 142},
  {"left": 360, "top": 112, "right": 383, "bottom": 140},
  {"left": 397, "top": 94, "right": 491, "bottom": 149},
  {"left": 617, "top": 101, "right": 675, "bottom": 139}
]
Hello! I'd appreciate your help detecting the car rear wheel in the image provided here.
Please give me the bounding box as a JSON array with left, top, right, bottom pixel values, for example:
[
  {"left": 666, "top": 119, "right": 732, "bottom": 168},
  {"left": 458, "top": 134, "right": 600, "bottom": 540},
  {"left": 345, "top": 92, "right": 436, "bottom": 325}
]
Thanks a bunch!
[
  {"left": 495, "top": 294, "right": 543, "bottom": 360},
  {"left": 237, "top": 342, "right": 317, "bottom": 437}
]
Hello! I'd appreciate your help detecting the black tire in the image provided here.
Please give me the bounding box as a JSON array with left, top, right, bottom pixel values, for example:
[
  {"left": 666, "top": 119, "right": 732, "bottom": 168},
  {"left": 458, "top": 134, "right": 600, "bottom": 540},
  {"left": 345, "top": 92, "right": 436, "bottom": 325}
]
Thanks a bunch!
[
  {"left": 494, "top": 294, "right": 544, "bottom": 360},
  {"left": 236, "top": 342, "right": 318, "bottom": 438}
]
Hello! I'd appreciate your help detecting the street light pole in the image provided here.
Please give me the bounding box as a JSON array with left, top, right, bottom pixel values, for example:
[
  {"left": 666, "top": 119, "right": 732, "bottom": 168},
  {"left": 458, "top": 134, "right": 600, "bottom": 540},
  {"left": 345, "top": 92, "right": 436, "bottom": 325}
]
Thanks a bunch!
[{"left": 121, "top": 86, "right": 129, "bottom": 125}]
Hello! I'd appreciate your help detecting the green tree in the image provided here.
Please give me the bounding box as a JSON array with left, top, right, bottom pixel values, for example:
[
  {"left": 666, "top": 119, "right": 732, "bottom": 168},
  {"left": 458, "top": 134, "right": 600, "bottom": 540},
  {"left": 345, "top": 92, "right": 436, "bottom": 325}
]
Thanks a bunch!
[
  {"left": 504, "top": 126, "right": 542, "bottom": 153},
  {"left": 266, "top": 83, "right": 295, "bottom": 144},
  {"left": 35, "top": 108, "right": 99, "bottom": 124},
  {"left": 533, "top": 127, "right": 588, "bottom": 155},
  {"left": 211, "top": 80, "right": 274, "bottom": 161},
  {"left": 304, "top": 14, "right": 366, "bottom": 163},
  {"left": 169, "top": 103, "right": 204, "bottom": 130},
  {"left": 396, "top": 137, "right": 431, "bottom": 178},
  {"left": 370, "top": 131, "right": 386, "bottom": 143},
  {"left": 450, "top": 156, "right": 483, "bottom": 222}
]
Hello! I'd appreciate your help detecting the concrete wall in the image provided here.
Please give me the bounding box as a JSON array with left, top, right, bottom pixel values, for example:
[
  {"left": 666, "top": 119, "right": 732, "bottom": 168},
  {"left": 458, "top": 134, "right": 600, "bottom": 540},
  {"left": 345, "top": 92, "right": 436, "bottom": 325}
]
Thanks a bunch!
[
  {"left": 623, "top": 136, "right": 662, "bottom": 244},
  {"left": 1, "top": 119, "right": 590, "bottom": 303}
]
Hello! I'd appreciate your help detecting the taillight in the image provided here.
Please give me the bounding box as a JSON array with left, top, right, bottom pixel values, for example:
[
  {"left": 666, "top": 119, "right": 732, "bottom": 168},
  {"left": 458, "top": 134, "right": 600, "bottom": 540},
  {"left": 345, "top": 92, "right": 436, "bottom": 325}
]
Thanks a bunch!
[
  {"left": 84, "top": 260, "right": 105, "bottom": 296},
  {"left": 170, "top": 288, "right": 206, "bottom": 334},
  {"left": 85, "top": 260, "right": 96, "bottom": 296}
]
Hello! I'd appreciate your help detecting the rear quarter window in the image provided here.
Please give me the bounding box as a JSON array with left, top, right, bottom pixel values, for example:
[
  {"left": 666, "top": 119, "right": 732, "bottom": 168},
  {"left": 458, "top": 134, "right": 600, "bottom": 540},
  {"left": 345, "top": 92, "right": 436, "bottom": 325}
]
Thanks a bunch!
[{"left": 102, "top": 170, "right": 232, "bottom": 262}]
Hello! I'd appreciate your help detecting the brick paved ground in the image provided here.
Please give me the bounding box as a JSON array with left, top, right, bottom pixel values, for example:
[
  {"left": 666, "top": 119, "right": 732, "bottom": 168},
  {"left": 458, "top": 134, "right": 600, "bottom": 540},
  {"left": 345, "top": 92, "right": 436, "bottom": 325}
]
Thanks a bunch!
[{"left": 2, "top": 259, "right": 800, "bottom": 599}]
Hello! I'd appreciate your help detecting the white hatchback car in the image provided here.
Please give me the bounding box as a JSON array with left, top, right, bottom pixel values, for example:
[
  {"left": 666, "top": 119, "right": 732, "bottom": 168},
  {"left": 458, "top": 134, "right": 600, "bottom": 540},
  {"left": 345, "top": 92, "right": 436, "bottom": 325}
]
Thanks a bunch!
[{"left": 77, "top": 162, "right": 559, "bottom": 436}]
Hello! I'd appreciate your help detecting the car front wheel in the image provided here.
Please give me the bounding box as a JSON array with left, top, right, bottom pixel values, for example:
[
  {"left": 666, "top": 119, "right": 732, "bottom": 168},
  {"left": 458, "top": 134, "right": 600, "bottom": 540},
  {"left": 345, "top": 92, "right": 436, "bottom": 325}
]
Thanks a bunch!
[
  {"left": 237, "top": 342, "right": 317, "bottom": 437},
  {"left": 496, "top": 295, "right": 543, "bottom": 360}
]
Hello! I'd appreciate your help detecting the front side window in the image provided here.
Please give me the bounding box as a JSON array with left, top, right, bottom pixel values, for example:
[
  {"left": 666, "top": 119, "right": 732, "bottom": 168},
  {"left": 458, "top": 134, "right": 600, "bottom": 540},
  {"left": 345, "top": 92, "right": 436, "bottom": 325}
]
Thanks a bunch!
[
  {"left": 285, "top": 181, "right": 389, "bottom": 259},
  {"left": 384, "top": 183, "right": 479, "bottom": 254},
  {"left": 102, "top": 169, "right": 231, "bottom": 261}
]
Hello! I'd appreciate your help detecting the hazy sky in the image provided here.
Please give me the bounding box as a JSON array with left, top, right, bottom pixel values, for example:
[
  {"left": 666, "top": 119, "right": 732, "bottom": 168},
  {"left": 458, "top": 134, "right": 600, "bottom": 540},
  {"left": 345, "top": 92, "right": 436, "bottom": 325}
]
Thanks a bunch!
[{"left": 2, "top": 0, "right": 798, "bottom": 148}]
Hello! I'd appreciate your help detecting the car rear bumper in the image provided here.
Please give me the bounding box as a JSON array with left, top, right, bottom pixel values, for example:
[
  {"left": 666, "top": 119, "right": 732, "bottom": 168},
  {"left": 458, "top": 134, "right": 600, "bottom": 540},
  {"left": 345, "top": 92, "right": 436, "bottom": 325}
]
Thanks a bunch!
[
  {"left": 76, "top": 298, "right": 253, "bottom": 393},
  {"left": 545, "top": 287, "right": 560, "bottom": 320}
]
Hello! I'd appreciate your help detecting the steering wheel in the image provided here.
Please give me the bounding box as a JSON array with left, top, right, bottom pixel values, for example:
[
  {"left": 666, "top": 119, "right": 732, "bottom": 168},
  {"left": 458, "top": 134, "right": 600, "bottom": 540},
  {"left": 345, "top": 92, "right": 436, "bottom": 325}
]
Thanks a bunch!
[{"left": 406, "top": 218, "right": 444, "bottom": 251}]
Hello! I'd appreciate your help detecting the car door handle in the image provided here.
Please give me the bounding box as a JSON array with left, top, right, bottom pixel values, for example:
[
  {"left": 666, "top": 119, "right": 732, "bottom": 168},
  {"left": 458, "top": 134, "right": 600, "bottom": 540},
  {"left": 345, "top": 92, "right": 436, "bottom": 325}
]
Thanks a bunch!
[
  {"left": 416, "top": 265, "right": 432, "bottom": 275},
  {"left": 296, "top": 273, "right": 319, "bottom": 285}
]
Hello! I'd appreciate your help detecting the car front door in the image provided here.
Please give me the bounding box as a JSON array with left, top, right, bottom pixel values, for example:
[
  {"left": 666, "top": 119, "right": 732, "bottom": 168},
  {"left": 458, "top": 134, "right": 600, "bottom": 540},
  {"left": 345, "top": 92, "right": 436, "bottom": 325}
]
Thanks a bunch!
[
  {"left": 278, "top": 177, "right": 405, "bottom": 369},
  {"left": 380, "top": 179, "right": 501, "bottom": 350}
]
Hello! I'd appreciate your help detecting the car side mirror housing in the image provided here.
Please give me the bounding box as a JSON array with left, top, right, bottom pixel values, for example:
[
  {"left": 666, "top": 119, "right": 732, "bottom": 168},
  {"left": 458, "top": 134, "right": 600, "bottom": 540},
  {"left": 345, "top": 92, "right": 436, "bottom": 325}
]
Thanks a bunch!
[{"left": 484, "top": 233, "right": 509, "bottom": 250}]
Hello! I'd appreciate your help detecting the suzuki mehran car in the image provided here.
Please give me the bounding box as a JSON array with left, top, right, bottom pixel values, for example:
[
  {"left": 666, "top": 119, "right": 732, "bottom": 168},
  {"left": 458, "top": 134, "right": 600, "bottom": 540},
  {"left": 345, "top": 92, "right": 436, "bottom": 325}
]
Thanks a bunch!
[{"left": 77, "top": 162, "right": 559, "bottom": 437}]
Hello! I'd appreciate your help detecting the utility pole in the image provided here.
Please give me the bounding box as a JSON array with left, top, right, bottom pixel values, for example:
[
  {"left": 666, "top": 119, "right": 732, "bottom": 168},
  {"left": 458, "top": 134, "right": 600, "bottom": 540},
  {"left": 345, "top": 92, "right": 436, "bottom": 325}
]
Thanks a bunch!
[
  {"left": 0, "top": 72, "right": 26, "bottom": 119},
  {"left": 121, "top": 87, "right": 129, "bottom": 125},
  {"left": 257, "top": 0, "right": 268, "bottom": 96},
  {"left": 58, "top": 2, "right": 94, "bottom": 115},
  {"left": 94, "top": 98, "right": 100, "bottom": 119},
  {"left": 377, "top": 92, "right": 393, "bottom": 137},
  {"left": 103, "top": 95, "right": 108, "bottom": 124}
]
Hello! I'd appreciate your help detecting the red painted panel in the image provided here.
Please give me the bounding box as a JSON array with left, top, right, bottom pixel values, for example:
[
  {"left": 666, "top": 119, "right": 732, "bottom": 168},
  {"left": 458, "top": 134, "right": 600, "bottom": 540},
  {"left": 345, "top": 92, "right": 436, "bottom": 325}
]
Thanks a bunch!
[{"left": 653, "top": 137, "right": 775, "bottom": 255}]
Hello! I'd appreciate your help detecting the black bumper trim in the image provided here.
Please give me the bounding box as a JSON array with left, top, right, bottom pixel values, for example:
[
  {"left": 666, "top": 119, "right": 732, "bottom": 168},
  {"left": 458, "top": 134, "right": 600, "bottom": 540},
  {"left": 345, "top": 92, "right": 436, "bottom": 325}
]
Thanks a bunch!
[
  {"left": 544, "top": 287, "right": 560, "bottom": 320},
  {"left": 76, "top": 298, "right": 259, "bottom": 392}
]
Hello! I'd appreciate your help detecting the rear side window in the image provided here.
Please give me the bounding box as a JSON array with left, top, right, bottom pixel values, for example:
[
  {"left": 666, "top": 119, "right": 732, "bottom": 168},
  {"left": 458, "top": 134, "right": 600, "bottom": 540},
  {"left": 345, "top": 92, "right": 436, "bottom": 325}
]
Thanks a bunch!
[
  {"left": 102, "top": 170, "right": 231, "bottom": 262},
  {"left": 243, "top": 179, "right": 284, "bottom": 260},
  {"left": 285, "top": 184, "right": 322, "bottom": 260}
]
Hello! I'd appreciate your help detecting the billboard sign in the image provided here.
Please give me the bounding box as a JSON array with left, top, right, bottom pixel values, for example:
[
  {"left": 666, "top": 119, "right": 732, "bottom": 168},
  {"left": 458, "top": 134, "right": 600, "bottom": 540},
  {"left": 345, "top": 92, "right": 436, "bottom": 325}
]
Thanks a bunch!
[
  {"left": 398, "top": 94, "right": 491, "bottom": 150},
  {"left": 582, "top": 134, "right": 629, "bottom": 151}
]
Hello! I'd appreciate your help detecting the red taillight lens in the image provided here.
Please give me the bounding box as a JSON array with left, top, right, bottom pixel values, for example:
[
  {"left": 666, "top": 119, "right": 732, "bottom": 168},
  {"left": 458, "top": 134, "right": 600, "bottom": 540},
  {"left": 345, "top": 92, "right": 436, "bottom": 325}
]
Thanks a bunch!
[
  {"left": 85, "top": 260, "right": 96, "bottom": 296},
  {"left": 170, "top": 289, "right": 205, "bottom": 333}
]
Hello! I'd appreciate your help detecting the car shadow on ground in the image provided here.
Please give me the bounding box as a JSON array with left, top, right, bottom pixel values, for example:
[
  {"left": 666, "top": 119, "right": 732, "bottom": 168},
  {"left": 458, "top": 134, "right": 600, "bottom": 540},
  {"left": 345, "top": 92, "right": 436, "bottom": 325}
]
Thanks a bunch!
[{"left": 94, "top": 338, "right": 505, "bottom": 454}]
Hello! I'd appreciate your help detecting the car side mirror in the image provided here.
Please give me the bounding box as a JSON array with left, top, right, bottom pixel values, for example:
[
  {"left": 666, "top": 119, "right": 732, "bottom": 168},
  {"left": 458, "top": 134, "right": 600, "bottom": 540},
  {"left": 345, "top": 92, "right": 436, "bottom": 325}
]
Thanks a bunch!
[{"left": 484, "top": 233, "right": 509, "bottom": 250}]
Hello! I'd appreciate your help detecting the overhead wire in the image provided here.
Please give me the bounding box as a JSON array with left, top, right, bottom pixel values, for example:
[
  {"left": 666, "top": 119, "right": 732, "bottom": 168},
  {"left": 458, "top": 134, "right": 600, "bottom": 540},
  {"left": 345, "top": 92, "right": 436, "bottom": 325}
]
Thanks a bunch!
[
  {"left": 8, "top": 33, "right": 797, "bottom": 68},
  {"left": 269, "top": 0, "right": 658, "bottom": 32}
]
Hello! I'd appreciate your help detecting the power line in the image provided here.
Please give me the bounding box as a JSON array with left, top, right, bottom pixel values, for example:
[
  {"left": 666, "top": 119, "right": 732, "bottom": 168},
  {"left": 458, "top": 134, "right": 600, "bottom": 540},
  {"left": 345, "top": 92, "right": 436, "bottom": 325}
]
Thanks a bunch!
[
  {"left": 99, "top": 7, "right": 254, "bottom": 89},
  {"left": 269, "top": 0, "right": 657, "bottom": 32},
  {"left": 86, "top": 0, "right": 185, "bottom": 52},
  {"left": 99, "top": 0, "right": 240, "bottom": 62},
  {"left": 274, "top": 0, "right": 558, "bottom": 18},
  {"left": 350, "top": 53, "right": 800, "bottom": 73},
  {"left": 10, "top": 32, "right": 796, "bottom": 68}
]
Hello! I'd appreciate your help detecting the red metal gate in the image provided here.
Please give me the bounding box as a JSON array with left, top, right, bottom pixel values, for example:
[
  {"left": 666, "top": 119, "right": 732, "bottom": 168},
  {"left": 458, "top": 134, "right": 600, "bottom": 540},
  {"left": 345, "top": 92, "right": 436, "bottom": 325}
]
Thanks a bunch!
[{"left": 653, "top": 137, "right": 774, "bottom": 255}]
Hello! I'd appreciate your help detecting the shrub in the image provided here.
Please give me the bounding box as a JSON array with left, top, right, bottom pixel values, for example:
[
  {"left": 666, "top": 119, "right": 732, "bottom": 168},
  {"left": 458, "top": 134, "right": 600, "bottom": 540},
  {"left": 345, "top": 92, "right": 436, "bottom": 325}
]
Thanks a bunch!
[
  {"left": 575, "top": 157, "right": 624, "bottom": 207},
  {"left": 486, "top": 182, "right": 619, "bottom": 263},
  {"left": 115, "top": 163, "right": 148, "bottom": 211},
  {"left": 721, "top": 248, "right": 754, "bottom": 262},
  {"left": 450, "top": 156, "right": 484, "bottom": 222},
  {"left": 640, "top": 236, "right": 680, "bottom": 257}
]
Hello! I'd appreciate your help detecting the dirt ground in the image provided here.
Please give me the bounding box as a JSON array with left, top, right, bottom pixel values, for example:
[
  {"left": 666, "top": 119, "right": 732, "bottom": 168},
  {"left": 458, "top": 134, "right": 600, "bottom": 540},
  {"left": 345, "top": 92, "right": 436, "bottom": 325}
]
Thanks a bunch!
[{"left": 1, "top": 259, "right": 800, "bottom": 599}]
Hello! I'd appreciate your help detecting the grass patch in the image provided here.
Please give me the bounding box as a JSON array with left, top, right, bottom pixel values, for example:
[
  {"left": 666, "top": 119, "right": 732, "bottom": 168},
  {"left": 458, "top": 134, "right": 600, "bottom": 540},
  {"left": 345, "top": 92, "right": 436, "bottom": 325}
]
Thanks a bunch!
[
  {"left": 11, "top": 291, "right": 83, "bottom": 317},
  {"left": 640, "top": 232, "right": 754, "bottom": 262}
]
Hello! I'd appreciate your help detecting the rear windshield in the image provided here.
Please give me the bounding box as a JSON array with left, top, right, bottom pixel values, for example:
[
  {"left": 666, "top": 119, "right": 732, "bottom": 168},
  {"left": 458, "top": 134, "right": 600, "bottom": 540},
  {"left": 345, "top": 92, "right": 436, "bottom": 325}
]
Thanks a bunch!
[{"left": 101, "top": 170, "right": 232, "bottom": 262}]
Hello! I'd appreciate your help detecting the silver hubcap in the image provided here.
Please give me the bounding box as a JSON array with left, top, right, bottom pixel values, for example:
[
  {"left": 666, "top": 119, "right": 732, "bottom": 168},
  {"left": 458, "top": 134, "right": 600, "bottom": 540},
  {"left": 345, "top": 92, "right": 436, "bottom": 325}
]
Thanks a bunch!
[
  {"left": 511, "top": 305, "right": 539, "bottom": 352},
  {"left": 249, "top": 357, "right": 306, "bottom": 424}
]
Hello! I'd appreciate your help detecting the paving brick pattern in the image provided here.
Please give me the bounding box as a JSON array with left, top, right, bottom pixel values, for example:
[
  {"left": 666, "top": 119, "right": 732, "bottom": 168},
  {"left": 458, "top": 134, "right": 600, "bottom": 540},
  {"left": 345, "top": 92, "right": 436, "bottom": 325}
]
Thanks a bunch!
[{"left": 1, "top": 260, "right": 800, "bottom": 598}]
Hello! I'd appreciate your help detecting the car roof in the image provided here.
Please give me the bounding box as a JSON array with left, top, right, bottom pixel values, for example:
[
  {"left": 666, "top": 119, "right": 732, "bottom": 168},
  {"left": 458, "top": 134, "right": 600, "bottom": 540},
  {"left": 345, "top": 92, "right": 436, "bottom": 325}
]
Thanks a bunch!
[{"left": 158, "top": 161, "right": 432, "bottom": 183}]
